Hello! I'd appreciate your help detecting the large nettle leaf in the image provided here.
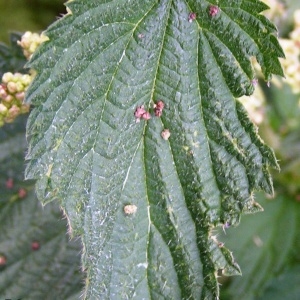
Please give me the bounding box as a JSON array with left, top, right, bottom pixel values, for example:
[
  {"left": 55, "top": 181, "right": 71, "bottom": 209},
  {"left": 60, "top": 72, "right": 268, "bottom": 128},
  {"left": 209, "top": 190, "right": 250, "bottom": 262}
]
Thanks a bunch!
[{"left": 25, "top": 0, "right": 284, "bottom": 298}]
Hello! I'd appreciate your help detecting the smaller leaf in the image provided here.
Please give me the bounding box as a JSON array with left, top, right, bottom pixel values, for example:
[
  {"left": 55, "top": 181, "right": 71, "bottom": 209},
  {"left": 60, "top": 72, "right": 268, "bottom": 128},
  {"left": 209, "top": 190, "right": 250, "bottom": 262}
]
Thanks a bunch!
[
  {"left": 220, "top": 193, "right": 300, "bottom": 300},
  {"left": 0, "top": 32, "right": 27, "bottom": 77},
  {"left": 257, "top": 266, "right": 300, "bottom": 300},
  {"left": 0, "top": 117, "right": 83, "bottom": 299}
]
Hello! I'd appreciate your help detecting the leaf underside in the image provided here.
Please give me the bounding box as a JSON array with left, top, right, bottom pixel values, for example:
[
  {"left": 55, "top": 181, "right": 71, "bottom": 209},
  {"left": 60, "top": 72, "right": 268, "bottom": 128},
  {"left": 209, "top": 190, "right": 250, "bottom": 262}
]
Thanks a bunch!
[{"left": 25, "top": 0, "right": 283, "bottom": 299}]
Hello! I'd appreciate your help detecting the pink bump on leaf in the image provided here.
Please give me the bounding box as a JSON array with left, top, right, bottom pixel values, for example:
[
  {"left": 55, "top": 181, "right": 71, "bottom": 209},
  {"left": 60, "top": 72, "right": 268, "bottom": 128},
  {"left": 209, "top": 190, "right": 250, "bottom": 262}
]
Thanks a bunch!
[
  {"left": 188, "top": 12, "right": 197, "bottom": 22},
  {"left": 134, "top": 105, "right": 146, "bottom": 119},
  {"left": 154, "top": 109, "right": 162, "bottom": 117},
  {"left": 31, "top": 241, "right": 40, "bottom": 251},
  {"left": 142, "top": 111, "right": 151, "bottom": 120},
  {"left": 0, "top": 255, "right": 6, "bottom": 266},
  {"left": 135, "top": 105, "right": 151, "bottom": 121},
  {"left": 251, "top": 78, "right": 258, "bottom": 86},
  {"left": 18, "top": 188, "right": 27, "bottom": 199},
  {"left": 124, "top": 204, "right": 137, "bottom": 215},
  {"left": 161, "top": 129, "right": 171, "bottom": 140},
  {"left": 154, "top": 100, "right": 165, "bottom": 117},
  {"left": 209, "top": 5, "right": 220, "bottom": 17},
  {"left": 5, "top": 178, "right": 14, "bottom": 189}
]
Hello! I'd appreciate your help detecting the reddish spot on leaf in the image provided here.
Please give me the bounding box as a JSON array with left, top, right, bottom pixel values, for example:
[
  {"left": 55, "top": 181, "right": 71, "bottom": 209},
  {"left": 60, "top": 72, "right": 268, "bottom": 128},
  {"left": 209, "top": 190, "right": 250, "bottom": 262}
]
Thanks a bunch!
[
  {"left": 18, "top": 188, "right": 27, "bottom": 199},
  {"left": 5, "top": 178, "right": 14, "bottom": 189},
  {"left": 161, "top": 129, "right": 171, "bottom": 140},
  {"left": 142, "top": 111, "right": 151, "bottom": 120},
  {"left": 124, "top": 204, "right": 137, "bottom": 215},
  {"left": 0, "top": 255, "right": 7, "bottom": 266},
  {"left": 154, "top": 100, "right": 165, "bottom": 117},
  {"left": 31, "top": 241, "right": 40, "bottom": 251},
  {"left": 134, "top": 105, "right": 146, "bottom": 119},
  {"left": 134, "top": 105, "right": 151, "bottom": 121},
  {"left": 209, "top": 5, "right": 220, "bottom": 17},
  {"left": 188, "top": 12, "right": 197, "bottom": 22}
]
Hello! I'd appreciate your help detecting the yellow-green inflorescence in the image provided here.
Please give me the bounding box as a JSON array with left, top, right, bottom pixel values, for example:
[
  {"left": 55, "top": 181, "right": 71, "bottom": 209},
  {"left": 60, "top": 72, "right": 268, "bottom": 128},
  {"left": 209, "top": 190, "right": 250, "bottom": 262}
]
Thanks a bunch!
[
  {"left": 0, "top": 72, "right": 31, "bottom": 126},
  {"left": 241, "top": 5, "right": 300, "bottom": 125},
  {"left": 0, "top": 31, "right": 48, "bottom": 127},
  {"left": 17, "top": 31, "right": 49, "bottom": 60},
  {"left": 279, "top": 10, "right": 300, "bottom": 94}
]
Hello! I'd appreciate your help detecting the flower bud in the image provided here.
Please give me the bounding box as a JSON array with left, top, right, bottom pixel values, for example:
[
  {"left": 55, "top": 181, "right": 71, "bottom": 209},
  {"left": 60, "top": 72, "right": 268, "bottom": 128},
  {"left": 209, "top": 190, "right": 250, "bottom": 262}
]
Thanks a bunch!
[
  {"left": 2, "top": 72, "right": 13, "bottom": 83},
  {"left": 8, "top": 105, "right": 20, "bottom": 119},
  {"left": 7, "top": 82, "right": 17, "bottom": 93},
  {"left": 0, "top": 103, "right": 8, "bottom": 115}
]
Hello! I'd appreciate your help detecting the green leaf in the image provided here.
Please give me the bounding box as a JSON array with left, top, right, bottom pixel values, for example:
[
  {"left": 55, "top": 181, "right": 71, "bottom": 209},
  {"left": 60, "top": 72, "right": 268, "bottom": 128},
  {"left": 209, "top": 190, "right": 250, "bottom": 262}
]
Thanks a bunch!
[
  {"left": 25, "top": 0, "right": 283, "bottom": 298},
  {"left": 257, "top": 265, "right": 300, "bottom": 300},
  {"left": 0, "top": 116, "right": 83, "bottom": 299},
  {"left": 220, "top": 193, "right": 300, "bottom": 300},
  {"left": 0, "top": 32, "right": 27, "bottom": 78}
]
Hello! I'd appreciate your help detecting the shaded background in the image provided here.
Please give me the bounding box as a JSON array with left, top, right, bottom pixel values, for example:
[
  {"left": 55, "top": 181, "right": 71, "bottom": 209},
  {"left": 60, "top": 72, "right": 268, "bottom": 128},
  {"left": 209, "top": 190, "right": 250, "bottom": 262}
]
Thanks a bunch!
[{"left": 0, "top": 0, "right": 66, "bottom": 43}]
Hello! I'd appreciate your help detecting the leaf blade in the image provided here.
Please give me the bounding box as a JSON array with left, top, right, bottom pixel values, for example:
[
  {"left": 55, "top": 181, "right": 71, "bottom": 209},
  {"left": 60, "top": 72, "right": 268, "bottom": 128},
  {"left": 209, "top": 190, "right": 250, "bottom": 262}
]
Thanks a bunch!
[{"left": 25, "top": 0, "right": 283, "bottom": 298}]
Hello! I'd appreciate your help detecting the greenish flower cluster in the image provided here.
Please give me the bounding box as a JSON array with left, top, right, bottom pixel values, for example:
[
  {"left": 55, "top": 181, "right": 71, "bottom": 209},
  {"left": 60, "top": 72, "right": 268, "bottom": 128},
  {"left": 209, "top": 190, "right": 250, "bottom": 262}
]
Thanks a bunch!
[
  {"left": 279, "top": 10, "right": 300, "bottom": 94},
  {"left": 243, "top": 3, "right": 300, "bottom": 125},
  {"left": 0, "top": 31, "right": 49, "bottom": 126},
  {"left": 0, "top": 72, "right": 32, "bottom": 126},
  {"left": 262, "top": 0, "right": 286, "bottom": 23},
  {"left": 17, "top": 31, "right": 49, "bottom": 60}
]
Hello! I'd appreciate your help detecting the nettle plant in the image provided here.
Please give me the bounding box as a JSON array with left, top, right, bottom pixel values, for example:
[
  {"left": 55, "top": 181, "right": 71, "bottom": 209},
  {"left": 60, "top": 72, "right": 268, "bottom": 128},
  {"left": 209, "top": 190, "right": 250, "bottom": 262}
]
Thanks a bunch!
[{"left": 23, "top": 0, "right": 284, "bottom": 299}]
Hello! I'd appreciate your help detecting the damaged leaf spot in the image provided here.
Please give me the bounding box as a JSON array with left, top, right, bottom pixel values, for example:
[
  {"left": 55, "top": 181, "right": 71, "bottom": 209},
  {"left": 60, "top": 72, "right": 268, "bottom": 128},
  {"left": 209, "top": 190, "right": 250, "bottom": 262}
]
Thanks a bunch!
[
  {"left": 31, "top": 241, "right": 40, "bottom": 251},
  {"left": 161, "top": 129, "right": 171, "bottom": 140},
  {"left": 5, "top": 178, "right": 14, "bottom": 189},
  {"left": 124, "top": 204, "right": 137, "bottom": 215},
  {"left": 134, "top": 105, "right": 151, "bottom": 122},
  {"left": 0, "top": 255, "right": 7, "bottom": 266},
  {"left": 154, "top": 100, "right": 165, "bottom": 117},
  {"left": 209, "top": 5, "right": 220, "bottom": 17},
  {"left": 18, "top": 188, "right": 27, "bottom": 199},
  {"left": 188, "top": 12, "right": 197, "bottom": 23}
]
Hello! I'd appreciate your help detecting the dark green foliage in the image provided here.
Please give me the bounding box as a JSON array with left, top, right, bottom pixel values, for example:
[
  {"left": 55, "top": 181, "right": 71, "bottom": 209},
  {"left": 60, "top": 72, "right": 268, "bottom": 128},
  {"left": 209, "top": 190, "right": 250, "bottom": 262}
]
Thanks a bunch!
[
  {"left": 0, "top": 116, "right": 83, "bottom": 299},
  {"left": 0, "top": 33, "right": 27, "bottom": 78},
  {"left": 220, "top": 193, "right": 300, "bottom": 300},
  {"left": 24, "top": 0, "right": 284, "bottom": 298}
]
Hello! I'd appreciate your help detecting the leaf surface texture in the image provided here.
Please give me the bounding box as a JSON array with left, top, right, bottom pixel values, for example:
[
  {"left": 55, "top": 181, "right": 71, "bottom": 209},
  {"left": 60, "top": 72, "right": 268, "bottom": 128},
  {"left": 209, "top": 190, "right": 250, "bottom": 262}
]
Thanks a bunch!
[{"left": 25, "top": 1, "right": 283, "bottom": 298}]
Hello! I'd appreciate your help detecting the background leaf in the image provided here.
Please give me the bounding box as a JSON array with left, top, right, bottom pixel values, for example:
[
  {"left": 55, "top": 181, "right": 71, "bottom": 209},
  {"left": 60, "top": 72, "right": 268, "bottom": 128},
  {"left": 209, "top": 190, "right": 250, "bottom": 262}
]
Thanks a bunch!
[
  {"left": 0, "top": 0, "right": 66, "bottom": 44},
  {"left": 257, "top": 265, "right": 300, "bottom": 300},
  {"left": 219, "top": 193, "right": 300, "bottom": 300},
  {"left": 25, "top": 0, "right": 283, "bottom": 298},
  {"left": 0, "top": 32, "right": 27, "bottom": 78},
  {"left": 0, "top": 116, "right": 83, "bottom": 300}
]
